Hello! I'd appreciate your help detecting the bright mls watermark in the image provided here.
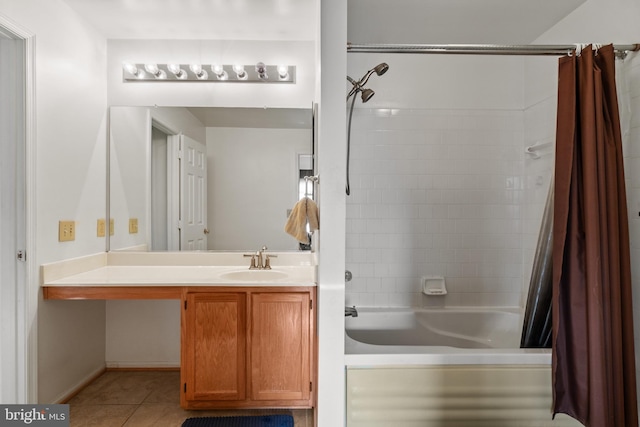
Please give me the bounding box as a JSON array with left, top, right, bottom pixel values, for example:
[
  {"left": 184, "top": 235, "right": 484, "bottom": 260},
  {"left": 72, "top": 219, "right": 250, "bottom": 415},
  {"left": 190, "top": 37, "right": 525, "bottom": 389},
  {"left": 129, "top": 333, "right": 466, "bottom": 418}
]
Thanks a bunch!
[{"left": 0, "top": 405, "right": 69, "bottom": 426}]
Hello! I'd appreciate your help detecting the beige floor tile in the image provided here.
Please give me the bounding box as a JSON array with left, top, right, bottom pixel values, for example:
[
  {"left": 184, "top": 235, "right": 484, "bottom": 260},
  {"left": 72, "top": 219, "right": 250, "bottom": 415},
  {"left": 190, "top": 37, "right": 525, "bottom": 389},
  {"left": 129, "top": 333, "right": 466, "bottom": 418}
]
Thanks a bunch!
[
  {"left": 69, "top": 404, "right": 137, "bottom": 427},
  {"left": 141, "top": 371, "right": 180, "bottom": 404},
  {"left": 69, "top": 371, "right": 175, "bottom": 405},
  {"left": 123, "top": 403, "right": 189, "bottom": 427},
  {"left": 68, "top": 371, "right": 313, "bottom": 427}
]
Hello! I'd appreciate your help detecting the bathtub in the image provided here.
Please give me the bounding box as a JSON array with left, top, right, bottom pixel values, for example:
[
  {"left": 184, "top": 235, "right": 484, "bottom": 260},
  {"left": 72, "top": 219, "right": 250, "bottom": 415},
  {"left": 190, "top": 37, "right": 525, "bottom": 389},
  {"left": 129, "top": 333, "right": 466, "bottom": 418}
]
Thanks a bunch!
[{"left": 344, "top": 307, "right": 580, "bottom": 427}]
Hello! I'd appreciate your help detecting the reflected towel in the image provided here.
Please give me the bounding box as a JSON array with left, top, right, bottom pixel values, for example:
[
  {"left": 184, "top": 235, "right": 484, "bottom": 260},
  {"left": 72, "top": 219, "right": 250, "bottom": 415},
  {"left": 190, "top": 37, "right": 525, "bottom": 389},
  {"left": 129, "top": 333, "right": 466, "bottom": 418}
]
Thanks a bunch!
[{"left": 285, "top": 197, "right": 319, "bottom": 243}]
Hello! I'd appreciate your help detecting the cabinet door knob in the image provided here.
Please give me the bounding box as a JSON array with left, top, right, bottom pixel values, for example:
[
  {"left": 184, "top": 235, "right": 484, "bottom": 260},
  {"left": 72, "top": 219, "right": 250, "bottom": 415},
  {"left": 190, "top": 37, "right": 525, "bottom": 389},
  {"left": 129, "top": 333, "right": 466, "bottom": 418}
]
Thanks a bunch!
[{"left": 204, "top": 228, "right": 210, "bottom": 234}]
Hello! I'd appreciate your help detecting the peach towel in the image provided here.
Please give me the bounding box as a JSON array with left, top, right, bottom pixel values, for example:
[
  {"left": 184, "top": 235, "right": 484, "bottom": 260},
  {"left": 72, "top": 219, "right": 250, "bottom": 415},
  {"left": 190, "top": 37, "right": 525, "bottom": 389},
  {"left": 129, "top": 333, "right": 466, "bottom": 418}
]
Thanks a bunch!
[{"left": 285, "top": 197, "right": 319, "bottom": 243}]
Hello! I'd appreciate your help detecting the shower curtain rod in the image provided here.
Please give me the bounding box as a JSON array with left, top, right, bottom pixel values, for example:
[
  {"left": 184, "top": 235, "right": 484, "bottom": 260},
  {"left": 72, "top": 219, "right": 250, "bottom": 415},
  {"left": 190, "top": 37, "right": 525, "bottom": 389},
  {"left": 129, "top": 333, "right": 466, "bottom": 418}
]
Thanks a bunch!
[{"left": 347, "top": 43, "right": 640, "bottom": 57}]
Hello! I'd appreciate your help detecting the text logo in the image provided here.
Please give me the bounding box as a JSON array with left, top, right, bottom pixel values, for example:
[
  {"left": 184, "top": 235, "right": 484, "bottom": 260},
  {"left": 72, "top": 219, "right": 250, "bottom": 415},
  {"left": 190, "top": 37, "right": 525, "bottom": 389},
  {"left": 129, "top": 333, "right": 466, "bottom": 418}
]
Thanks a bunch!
[{"left": 0, "top": 405, "right": 69, "bottom": 426}]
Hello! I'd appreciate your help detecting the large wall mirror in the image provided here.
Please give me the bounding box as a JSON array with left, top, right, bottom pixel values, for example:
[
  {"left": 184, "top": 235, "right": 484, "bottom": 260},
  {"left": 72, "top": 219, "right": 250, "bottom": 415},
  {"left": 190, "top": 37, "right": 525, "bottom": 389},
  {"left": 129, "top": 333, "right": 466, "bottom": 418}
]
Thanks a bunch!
[{"left": 109, "top": 105, "right": 315, "bottom": 252}]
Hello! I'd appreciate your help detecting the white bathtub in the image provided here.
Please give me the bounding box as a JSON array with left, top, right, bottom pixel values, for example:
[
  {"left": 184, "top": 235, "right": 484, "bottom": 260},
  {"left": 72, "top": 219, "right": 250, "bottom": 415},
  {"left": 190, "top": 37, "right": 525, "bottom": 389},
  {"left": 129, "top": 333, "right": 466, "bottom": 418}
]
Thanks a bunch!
[
  {"left": 344, "top": 307, "right": 579, "bottom": 427},
  {"left": 345, "top": 307, "right": 551, "bottom": 365}
]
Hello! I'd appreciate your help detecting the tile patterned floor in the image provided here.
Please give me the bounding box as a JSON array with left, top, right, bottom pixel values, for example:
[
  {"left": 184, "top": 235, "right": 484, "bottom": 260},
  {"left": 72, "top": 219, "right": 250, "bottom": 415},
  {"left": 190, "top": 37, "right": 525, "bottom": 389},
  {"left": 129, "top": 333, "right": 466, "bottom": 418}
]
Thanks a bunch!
[{"left": 67, "top": 370, "right": 313, "bottom": 427}]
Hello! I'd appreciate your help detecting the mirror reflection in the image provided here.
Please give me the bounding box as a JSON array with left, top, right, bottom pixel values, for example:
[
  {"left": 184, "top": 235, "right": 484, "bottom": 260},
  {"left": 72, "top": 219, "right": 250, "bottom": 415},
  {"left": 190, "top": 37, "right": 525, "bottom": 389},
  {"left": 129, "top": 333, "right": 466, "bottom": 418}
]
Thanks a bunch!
[{"left": 109, "top": 106, "right": 314, "bottom": 252}]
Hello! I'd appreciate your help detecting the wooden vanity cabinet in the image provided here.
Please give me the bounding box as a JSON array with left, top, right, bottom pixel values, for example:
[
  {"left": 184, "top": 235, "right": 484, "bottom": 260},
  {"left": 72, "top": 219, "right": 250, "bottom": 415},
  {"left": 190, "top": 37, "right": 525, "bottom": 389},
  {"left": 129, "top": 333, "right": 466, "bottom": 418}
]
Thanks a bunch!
[{"left": 180, "top": 287, "right": 315, "bottom": 409}]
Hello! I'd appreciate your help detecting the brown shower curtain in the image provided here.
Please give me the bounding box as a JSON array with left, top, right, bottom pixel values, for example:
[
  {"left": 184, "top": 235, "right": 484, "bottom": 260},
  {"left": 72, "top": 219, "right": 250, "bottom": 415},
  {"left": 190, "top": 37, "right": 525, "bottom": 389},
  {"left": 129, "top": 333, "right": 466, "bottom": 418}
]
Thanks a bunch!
[{"left": 552, "top": 44, "right": 638, "bottom": 426}]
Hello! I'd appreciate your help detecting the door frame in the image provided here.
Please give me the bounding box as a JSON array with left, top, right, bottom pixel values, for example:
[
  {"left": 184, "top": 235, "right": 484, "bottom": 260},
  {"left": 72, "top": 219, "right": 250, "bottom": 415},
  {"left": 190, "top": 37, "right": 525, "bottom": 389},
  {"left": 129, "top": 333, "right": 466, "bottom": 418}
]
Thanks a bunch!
[
  {"left": 149, "top": 114, "right": 180, "bottom": 250},
  {"left": 0, "top": 15, "right": 37, "bottom": 403}
]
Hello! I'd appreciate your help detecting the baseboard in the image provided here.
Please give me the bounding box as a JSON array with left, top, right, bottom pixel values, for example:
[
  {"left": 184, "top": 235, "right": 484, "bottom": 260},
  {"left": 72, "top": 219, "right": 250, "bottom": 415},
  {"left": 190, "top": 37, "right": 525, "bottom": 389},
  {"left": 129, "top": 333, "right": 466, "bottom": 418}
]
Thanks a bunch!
[
  {"left": 106, "top": 366, "right": 179, "bottom": 372},
  {"left": 105, "top": 361, "right": 180, "bottom": 369},
  {"left": 57, "top": 365, "right": 106, "bottom": 404}
]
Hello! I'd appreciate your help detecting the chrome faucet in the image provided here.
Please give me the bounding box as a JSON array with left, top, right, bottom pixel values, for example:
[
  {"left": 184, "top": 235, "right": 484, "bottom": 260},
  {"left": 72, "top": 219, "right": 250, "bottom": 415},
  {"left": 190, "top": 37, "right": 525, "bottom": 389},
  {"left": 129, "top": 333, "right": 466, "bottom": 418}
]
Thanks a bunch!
[
  {"left": 244, "top": 246, "right": 277, "bottom": 270},
  {"left": 345, "top": 306, "right": 358, "bottom": 317}
]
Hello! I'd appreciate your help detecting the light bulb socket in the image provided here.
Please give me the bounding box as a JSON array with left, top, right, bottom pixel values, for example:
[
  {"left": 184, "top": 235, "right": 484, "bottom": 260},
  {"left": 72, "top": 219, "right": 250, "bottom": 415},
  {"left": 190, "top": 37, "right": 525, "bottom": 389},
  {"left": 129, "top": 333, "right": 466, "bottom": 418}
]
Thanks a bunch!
[
  {"left": 144, "top": 63, "right": 159, "bottom": 75},
  {"left": 255, "top": 62, "right": 268, "bottom": 80},
  {"left": 189, "top": 64, "right": 208, "bottom": 80},
  {"left": 233, "top": 65, "right": 247, "bottom": 80},
  {"left": 211, "top": 65, "right": 228, "bottom": 80},
  {"left": 123, "top": 63, "right": 141, "bottom": 77},
  {"left": 277, "top": 65, "right": 289, "bottom": 79},
  {"left": 167, "top": 64, "right": 187, "bottom": 79}
]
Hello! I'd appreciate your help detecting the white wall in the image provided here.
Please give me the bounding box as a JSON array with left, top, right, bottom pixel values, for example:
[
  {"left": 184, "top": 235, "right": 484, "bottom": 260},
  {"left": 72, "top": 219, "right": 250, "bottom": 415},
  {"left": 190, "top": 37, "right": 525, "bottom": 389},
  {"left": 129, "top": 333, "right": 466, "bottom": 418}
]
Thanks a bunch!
[
  {"left": 317, "top": 0, "right": 347, "bottom": 425},
  {"left": 0, "top": 0, "right": 108, "bottom": 403},
  {"left": 207, "top": 127, "right": 311, "bottom": 251},
  {"left": 107, "top": 39, "right": 316, "bottom": 109}
]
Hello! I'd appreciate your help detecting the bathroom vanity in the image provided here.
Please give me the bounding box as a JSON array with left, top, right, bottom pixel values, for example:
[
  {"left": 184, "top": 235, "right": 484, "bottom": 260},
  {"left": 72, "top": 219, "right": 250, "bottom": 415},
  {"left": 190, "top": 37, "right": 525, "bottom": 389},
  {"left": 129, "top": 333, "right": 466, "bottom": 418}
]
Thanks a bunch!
[
  {"left": 182, "top": 286, "right": 313, "bottom": 409},
  {"left": 41, "top": 251, "right": 317, "bottom": 410}
]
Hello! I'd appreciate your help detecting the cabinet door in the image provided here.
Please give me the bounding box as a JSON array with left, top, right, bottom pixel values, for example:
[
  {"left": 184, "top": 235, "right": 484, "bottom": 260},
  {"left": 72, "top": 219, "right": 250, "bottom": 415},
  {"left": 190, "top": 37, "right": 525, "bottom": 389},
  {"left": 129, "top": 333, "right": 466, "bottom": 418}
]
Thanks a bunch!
[
  {"left": 184, "top": 292, "right": 246, "bottom": 401},
  {"left": 250, "top": 292, "right": 311, "bottom": 402}
]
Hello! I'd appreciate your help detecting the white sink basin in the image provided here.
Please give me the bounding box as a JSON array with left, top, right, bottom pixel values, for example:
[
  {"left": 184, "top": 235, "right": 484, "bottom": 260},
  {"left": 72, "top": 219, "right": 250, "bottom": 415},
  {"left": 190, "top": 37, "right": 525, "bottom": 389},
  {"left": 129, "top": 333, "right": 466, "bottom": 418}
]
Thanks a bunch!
[{"left": 220, "top": 270, "right": 288, "bottom": 282}]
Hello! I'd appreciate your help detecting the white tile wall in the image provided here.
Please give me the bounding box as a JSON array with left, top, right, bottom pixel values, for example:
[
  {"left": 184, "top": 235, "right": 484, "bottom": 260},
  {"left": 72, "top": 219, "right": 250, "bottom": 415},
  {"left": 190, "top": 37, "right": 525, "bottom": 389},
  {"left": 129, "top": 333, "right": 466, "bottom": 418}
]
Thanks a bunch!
[
  {"left": 346, "top": 54, "right": 640, "bottom": 312},
  {"left": 346, "top": 108, "right": 524, "bottom": 307},
  {"left": 624, "top": 53, "right": 640, "bottom": 377},
  {"left": 522, "top": 96, "right": 556, "bottom": 306}
]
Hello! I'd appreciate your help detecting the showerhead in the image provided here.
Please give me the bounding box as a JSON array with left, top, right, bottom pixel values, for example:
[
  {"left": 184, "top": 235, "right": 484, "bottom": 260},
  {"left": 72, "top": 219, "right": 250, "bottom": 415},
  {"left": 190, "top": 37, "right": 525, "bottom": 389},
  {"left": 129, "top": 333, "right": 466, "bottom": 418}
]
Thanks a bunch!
[
  {"left": 361, "top": 88, "right": 375, "bottom": 103},
  {"left": 346, "top": 62, "right": 389, "bottom": 102},
  {"left": 373, "top": 62, "right": 389, "bottom": 76},
  {"left": 346, "top": 62, "right": 388, "bottom": 196}
]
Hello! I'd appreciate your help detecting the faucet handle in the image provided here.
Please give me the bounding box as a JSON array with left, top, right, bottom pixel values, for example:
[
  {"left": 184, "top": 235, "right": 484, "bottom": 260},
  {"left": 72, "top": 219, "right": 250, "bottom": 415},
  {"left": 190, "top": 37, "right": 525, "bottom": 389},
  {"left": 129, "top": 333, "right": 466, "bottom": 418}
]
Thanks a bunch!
[
  {"left": 244, "top": 253, "right": 258, "bottom": 269},
  {"left": 264, "top": 254, "right": 278, "bottom": 270}
]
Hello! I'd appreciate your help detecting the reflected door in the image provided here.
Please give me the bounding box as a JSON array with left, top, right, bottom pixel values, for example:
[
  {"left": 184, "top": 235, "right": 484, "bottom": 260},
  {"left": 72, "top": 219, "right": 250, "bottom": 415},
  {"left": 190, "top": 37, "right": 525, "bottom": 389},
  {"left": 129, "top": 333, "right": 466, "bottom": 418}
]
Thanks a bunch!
[{"left": 180, "top": 135, "right": 208, "bottom": 250}]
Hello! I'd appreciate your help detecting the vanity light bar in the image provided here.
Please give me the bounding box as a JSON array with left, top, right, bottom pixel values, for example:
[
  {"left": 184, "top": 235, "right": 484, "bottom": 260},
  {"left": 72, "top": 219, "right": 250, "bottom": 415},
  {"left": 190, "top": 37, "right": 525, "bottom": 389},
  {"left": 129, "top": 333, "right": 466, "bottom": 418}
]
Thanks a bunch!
[{"left": 122, "top": 63, "right": 296, "bottom": 83}]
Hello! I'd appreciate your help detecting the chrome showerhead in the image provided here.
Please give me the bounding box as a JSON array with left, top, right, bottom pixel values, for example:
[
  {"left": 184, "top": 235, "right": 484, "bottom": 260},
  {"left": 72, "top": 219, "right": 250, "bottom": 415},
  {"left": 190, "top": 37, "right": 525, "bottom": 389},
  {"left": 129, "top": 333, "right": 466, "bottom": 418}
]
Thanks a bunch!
[
  {"left": 346, "top": 62, "right": 389, "bottom": 102},
  {"left": 373, "top": 62, "right": 389, "bottom": 76},
  {"left": 361, "top": 88, "right": 375, "bottom": 103}
]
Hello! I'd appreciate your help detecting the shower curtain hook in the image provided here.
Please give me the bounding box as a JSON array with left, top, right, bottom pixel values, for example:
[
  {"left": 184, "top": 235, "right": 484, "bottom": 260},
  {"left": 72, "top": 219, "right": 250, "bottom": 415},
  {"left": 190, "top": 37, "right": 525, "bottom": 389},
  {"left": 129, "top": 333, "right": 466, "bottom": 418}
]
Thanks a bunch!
[{"left": 593, "top": 43, "right": 603, "bottom": 56}]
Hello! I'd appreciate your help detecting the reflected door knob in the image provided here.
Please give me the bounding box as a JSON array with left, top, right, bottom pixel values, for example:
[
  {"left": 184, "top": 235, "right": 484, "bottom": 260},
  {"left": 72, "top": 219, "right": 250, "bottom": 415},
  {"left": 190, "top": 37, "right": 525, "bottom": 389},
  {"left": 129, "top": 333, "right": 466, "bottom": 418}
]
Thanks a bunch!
[{"left": 204, "top": 228, "right": 210, "bottom": 234}]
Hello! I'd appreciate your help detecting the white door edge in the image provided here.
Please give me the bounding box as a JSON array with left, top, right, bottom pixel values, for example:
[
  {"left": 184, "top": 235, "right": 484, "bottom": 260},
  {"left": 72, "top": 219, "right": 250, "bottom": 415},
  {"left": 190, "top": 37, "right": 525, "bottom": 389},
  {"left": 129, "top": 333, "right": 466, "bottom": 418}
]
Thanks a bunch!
[{"left": 0, "top": 15, "right": 37, "bottom": 404}]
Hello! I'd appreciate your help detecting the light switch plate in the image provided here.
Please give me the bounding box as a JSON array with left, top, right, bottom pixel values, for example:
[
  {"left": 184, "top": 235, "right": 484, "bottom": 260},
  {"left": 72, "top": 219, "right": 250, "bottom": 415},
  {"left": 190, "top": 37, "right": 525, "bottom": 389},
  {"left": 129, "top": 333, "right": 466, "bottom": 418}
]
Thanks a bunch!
[
  {"left": 59, "top": 221, "right": 75, "bottom": 242},
  {"left": 97, "top": 219, "right": 106, "bottom": 237}
]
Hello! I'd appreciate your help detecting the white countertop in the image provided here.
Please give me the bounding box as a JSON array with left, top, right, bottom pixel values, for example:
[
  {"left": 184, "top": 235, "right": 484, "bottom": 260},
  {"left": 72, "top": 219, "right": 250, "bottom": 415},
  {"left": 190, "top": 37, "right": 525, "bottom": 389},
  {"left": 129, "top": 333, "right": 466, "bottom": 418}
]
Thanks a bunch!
[
  {"left": 41, "top": 251, "right": 317, "bottom": 289},
  {"left": 44, "top": 265, "right": 316, "bottom": 287}
]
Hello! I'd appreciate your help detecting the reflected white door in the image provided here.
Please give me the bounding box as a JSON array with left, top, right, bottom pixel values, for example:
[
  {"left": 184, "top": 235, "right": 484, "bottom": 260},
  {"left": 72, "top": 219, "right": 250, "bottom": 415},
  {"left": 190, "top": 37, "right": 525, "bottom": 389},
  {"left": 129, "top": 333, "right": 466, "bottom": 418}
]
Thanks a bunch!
[{"left": 180, "top": 135, "right": 208, "bottom": 250}]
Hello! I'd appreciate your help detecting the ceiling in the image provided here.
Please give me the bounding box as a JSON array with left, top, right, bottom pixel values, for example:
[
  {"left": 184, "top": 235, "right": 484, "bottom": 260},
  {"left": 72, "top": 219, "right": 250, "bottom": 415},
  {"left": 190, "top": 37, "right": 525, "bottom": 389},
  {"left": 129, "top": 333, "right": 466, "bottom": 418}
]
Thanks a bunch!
[
  {"left": 348, "top": 0, "right": 587, "bottom": 45},
  {"left": 61, "top": 0, "right": 318, "bottom": 41},
  {"left": 62, "top": 0, "right": 584, "bottom": 44}
]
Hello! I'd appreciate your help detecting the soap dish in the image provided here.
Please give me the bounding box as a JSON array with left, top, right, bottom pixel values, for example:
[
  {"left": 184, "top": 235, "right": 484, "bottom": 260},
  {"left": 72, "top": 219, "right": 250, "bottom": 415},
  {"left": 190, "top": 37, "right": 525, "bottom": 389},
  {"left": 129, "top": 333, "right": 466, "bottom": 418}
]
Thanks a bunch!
[{"left": 422, "top": 276, "right": 447, "bottom": 295}]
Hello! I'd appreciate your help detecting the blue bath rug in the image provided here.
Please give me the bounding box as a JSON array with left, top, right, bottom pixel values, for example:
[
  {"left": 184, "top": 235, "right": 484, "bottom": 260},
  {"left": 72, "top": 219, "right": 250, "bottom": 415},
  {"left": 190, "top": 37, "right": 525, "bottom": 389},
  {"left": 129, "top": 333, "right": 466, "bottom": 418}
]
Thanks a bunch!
[{"left": 181, "top": 415, "right": 294, "bottom": 427}]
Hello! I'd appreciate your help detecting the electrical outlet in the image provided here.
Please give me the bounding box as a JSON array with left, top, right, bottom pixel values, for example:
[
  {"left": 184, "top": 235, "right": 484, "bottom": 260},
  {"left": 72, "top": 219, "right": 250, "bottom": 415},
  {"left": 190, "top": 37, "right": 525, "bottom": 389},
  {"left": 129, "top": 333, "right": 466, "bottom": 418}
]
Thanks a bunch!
[
  {"left": 109, "top": 218, "right": 114, "bottom": 236},
  {"left": 97, "top": 219, "right": 106, "bottom": 237},
  {"left": 59, "top": 221, "right": 75, "bottom": 242},
  {"left": 129, "top": 218, "right": 138, "bottom": 234}
]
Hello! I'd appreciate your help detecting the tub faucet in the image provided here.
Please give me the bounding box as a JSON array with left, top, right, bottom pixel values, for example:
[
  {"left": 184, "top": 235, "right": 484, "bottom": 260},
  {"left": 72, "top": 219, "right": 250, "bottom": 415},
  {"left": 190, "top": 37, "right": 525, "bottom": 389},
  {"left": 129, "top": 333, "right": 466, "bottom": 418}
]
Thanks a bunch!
[{"left": 345, "top": 306, "right": 358, "bottom": 317}]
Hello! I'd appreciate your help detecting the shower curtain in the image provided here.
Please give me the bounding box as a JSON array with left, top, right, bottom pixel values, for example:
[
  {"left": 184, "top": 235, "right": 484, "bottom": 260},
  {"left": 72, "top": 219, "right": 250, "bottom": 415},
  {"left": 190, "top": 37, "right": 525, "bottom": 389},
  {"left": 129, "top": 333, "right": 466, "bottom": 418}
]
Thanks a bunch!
[{"left": 552, "top": 44, "right": 638, "bottom": 426}]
